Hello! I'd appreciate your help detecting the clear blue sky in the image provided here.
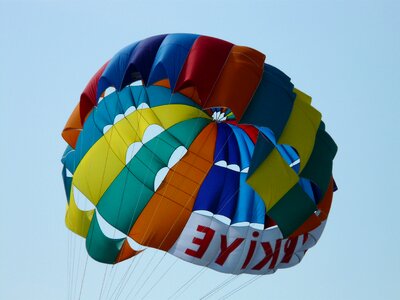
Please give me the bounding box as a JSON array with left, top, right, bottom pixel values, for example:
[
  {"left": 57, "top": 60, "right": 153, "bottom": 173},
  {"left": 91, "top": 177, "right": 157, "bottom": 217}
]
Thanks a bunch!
[{"left": 1, "top": 0, "right": 399, "bottom": 299}]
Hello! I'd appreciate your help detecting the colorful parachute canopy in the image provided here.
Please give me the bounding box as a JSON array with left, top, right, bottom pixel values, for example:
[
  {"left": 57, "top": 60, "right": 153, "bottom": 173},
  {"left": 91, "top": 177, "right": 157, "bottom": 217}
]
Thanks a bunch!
[{"left": 61, "top": 34, "right": 337, "bottom": 274}]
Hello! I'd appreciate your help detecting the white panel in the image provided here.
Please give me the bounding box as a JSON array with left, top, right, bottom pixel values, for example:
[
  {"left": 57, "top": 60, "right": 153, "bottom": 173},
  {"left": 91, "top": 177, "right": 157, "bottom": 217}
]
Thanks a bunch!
[
  {"left": 113, "top": 114, "right": 125, "bottom": 124},
  {"left": 73, "top": 186, "right": 96, "bottom": 211},
  {"left": 126, "top": 142, "right": 143, "bottom": 164},
  {"left": 124, "top": 106, "right": 136, "bottom": 117},
  {"left": 142, "top": 124, "right": 164, "bottom": 143},
  {"left": 103, "top": 124, "right": 112, "bottom": 135},
  {"left": 169, "top": 212, "right": 326, "bottom": 275},
  {"left": 154, "top": 167, "right": 169, "bottom": 191},
  {"left": 95, "top": 210, "right": 126, "bottom": 239},
  {"left": 168, "top": 146, "right": 187, "bottom": 168}
]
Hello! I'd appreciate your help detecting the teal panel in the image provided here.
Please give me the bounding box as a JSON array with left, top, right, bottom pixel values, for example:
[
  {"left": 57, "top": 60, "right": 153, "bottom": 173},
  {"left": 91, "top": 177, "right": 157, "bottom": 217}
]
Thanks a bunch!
[
  {"left": 145, "top": 132, "right": 182, "bottom": 165},
  {"left": 86, "top": 213, "right": 125, "bottom": 264},
  {"left": 147, "top": 85, "right": 201, "bottom": 108},
  {"left": 127, "top": 145, "right": 164, "bottom": 189},
  {"left": 117, "top": 85, "right": 136, "bottom": 112},
  {"left": 167, "top": 117, "right": 211, "bottom": 148},
  {"left": 96, "top": 168, "right": 154, "bottom": 234},
  {"left": 97, "top": 117, "right": 210, "bottom": 234}
]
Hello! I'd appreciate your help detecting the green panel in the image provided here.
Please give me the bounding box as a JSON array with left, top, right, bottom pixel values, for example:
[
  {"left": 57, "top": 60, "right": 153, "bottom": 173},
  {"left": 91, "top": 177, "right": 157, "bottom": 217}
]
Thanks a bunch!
[
  {"left": 167, "top": 117, "right": 211, "bottom": 148},
  {"left": 145, "top": 133, "right": 182, "bottom": 165},
  {"left": 86, "top": 213, "right": 125, "bottom": 264},
  {"left": 300, "top": 128, "right": 337, "bottom": 197},
  {"left": 128, "top": 145, "right": 164, "bottom": 189},
  {"left": 96, "top": 168, "right": 154, "bottom": 234},
  {"left": 267, "top": 184, "right": 317, "bottom": 238},
  {"left": 96, "top": 117, "right": 210, "bottom": 235}
]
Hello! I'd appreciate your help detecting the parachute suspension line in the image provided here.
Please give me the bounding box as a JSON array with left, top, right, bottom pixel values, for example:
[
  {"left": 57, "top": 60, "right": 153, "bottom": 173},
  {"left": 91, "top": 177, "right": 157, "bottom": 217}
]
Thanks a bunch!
[
  {"left": 76, "top": 87, "right": 150, "bottom": 300},
  {"left": 125, "top": 251, "right": 167, "bottom": 299},
  {"left": 135, "top": 112, "right": 220, "bottom": 299},
  {"left": 109, "top": 253, "right": 142, "bottom": 299},
  {"left": 108, "top": 89, "right": 173, "bottom": 300},
  {"left": 101, "top": 89, "right": 149, "bottom": 300},
  {"left": 118, "top": 87, "right": 190, "bottom": 299},
  {"left": 141, "top": 257, "right": 179, "bottom": 299},
  {"left": 199, "top": 275, "right": 238, "bottom": 300},
  {"left": 219, "top": 275, "right": 262, "bottom": 300},
  {"left": 75, "top": 96, "right": 118, "bottom": 300},
  {"left": 164, "top": 126, "right": 245, "bottom": 299},
  {"left": 71, "top": 126, "right": 95, "bottom": 300},
  {"left": 166, "top": 122, "right": 262, "bottom": 299},
  {"left": 194, "top": 124, "right": 259, "bottom": 299},
  {"left": 104, "top": 86, "right": 179, "bottom": 299},
  {"left": 68, "top": 131, "right": 81, "bottom": 300},
  {"left": 98, "top": 264, "right": 110, "bottom": 300},
  {"left": 67, "top": 231, "right": 73, "bottom": 300},
  {"left": 111, "top": 88, "right": 207, "bottom": 299},
  {"left": 167, "top": 268, "right": 208, "bottom": 300},
  {"left": 90, "top": 91, "right": 140, "bottom": 300},
  {"left": 104, "top": 266, "right": 117, "bottom": 300},
  {"left": 77, "top": 255, "right": 89, "bottom": 299}
]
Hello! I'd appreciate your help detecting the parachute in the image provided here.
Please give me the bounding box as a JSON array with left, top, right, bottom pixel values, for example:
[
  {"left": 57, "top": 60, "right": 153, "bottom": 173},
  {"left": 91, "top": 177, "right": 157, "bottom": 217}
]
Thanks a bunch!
[{"left": 61, "top": 33, "right": 337, "bottom": 275}]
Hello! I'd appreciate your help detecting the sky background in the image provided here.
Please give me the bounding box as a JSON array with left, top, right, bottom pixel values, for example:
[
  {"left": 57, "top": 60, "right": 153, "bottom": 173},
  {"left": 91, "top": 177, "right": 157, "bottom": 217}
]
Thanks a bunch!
[{"left": 1, "top": 0, "right": 399, "bottom": 299}]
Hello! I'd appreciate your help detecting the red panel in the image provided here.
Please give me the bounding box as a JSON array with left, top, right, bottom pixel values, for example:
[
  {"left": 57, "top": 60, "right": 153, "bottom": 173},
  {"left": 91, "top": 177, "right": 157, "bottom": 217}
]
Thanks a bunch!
[
  {"left": 174, "top": 36, "right": 233, "bottom": 104},
  {"left": 79, "top": 61, "right": 109, "bottom": 121}
]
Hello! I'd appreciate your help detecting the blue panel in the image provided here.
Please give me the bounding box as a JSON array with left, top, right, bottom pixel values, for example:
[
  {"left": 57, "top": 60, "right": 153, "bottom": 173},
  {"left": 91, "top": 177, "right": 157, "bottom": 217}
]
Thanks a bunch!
[
  {"left": 251, "top": 192, "right": 266, "bottom": 225},
  {"left": 62, "top": 165, "right": 72, "bottom": 203},
  {"left": 61, "top": 145, "right": 75, "bottom": 172},
  {"left": 121, "top": 35, "right": 167, "bottom": 87},
  {"left": 147, "top": 33, "right": 199, "bottom": 89},
  {"left": 193, "top": 123, "right": 242, "bottom": 220},
  {"left": 214, "top": 123, "right": 240, "bottom": 166},
  {"left": 228, "top": 125, "right": 266, "bottom": 225},
  {"left": 299, "top": 178, "right": 316, "bottom": 203},
  {"left": 258, "top": 127, "right": 300, "bottom": 172},
  {"left": 228, "top": 124, "right": 254, "bottom": 168},
  {"left": 258, "top": 126, "right": 277, "bottom": 145},
  {"left": 97, "top": 42, "right": 139, "bottom": 98},
  {"left": 193, "top": 166, "right": 226, "bottom": 213},
  {"left": 215, "top": 169, "right": 240, "bottom": 218}
]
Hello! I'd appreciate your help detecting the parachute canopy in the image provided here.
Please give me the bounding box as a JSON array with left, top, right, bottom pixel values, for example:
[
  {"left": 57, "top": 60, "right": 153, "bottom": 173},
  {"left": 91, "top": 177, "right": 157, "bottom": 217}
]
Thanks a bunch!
[{"left": 61, "top": 33, "right": 337, "bottom": 274}]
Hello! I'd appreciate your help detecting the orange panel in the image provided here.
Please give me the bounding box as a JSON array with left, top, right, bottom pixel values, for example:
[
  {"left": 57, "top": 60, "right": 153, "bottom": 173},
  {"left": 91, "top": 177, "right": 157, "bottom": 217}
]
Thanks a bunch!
[
  {"left": 127, "top": 123, "right": 217, "bottom": 251},
  {"left": 62, "top": 103, "right": 84, "bottom": 148},
  {"left": 114, "top": 240, "right": 143, "bottom": 263},
  {"left": 153, "top": 79, "right": 202, "bottom": 105},
  {"left": 205, "top": 46, "right": 265, "bottom": 120},
  {"left": 153, "top": 79, "right": 170, "bottom": 89}
]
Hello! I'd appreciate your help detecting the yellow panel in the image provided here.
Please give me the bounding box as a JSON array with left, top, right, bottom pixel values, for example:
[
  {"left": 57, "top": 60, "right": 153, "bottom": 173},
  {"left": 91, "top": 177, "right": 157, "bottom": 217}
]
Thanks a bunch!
[
  {"left": 106, "top": 105, "right": 210, "bottom": 163},
  {"left": 152, "top": 104, "right": 210, "bottom": 128},
  {"left": 293, "top": 88, "right": 312, "bottom": 104},
  {"left": 72, "top": 104, "right": 210, "bottom": 206},
  {"left": 65, "top": 187, "right": 94, "bottom": 238},
  {"left": 246, "top": 148, "right": 299, "bottom": 210},
  {"left": 278, "top": 90, "right": 321, "bottom": 172},
  {"left": 72, "top": 137, "right": 125, "bottom": 204}
]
